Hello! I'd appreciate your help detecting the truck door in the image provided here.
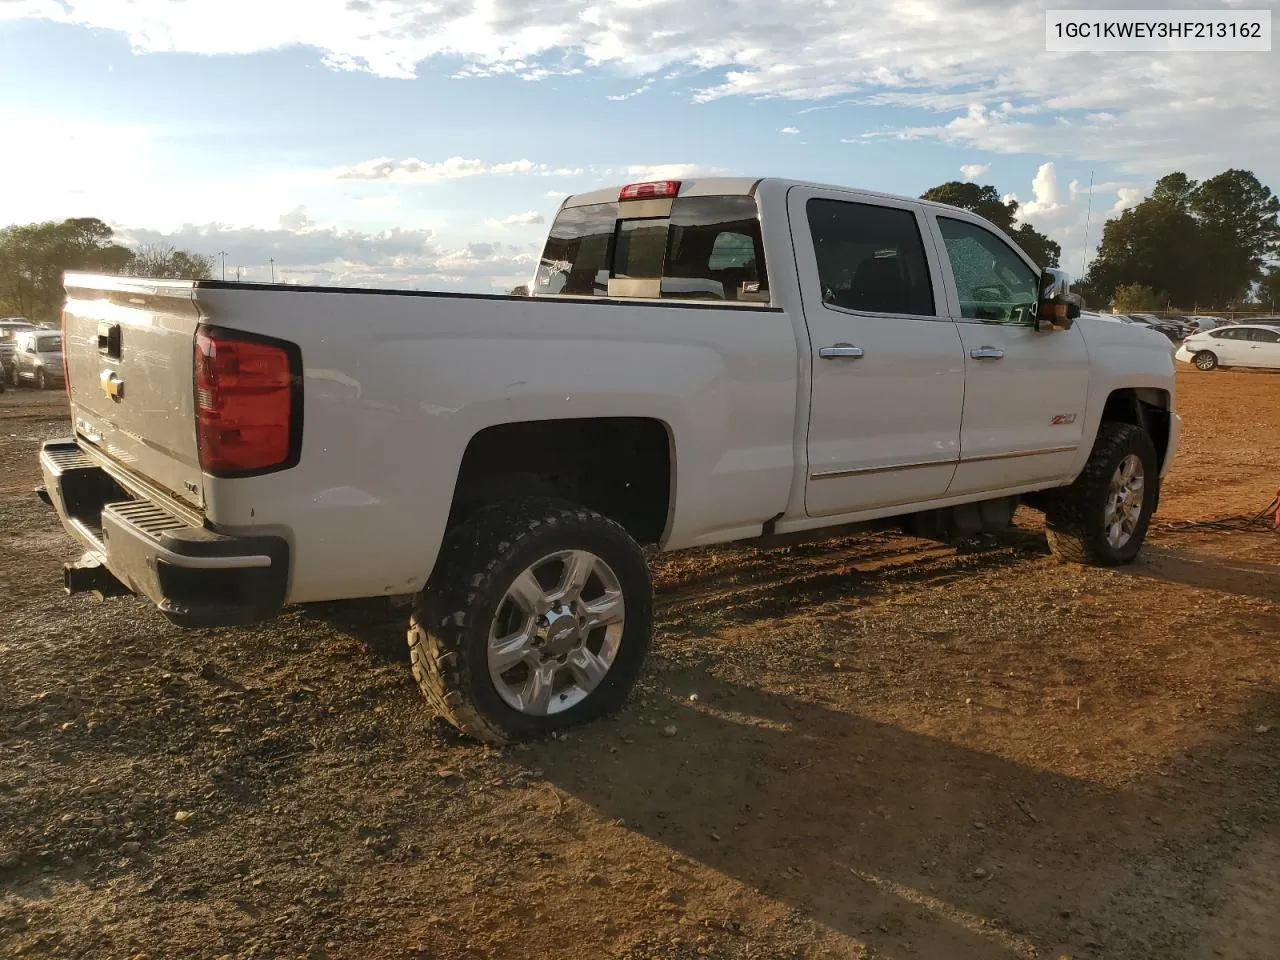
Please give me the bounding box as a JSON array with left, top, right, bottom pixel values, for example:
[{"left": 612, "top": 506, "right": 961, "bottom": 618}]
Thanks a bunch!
[
  {"left": 924, "top": 211, "right": 1091, "bottom": 496},
  {"left": 788, "top": 187, "right": 966, "bottom": 518}
]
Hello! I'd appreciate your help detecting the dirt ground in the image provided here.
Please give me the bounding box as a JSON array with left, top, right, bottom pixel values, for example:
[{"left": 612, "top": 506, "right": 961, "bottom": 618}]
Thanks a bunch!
[{"left": 2, "top": 368, "right": 1279, "bottom": 960}]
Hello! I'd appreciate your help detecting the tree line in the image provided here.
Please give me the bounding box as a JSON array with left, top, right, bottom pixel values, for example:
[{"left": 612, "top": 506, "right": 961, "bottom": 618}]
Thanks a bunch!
[
  {"left": 0, "top": 217, "right": 214, "bottom": 324},
  {"left": 921, "top": 170, "right": 1280, "bottom": 312}
]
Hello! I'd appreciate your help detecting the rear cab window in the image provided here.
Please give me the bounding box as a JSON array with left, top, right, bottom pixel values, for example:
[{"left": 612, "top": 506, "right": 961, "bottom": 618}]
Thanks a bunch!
[
  {"left": 804, "top": 198, "right": 936, "bottom": 316},
  {"left": 534, "top": 193, "right": 770, "bottom": 304}
]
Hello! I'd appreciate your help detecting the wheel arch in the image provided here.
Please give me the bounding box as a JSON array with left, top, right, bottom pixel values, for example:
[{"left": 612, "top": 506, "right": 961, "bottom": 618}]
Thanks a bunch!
[
  {"left": 1099, "top": 387, "right": 1172, "bottom": 475},
  {"left": 446, "top": 416, "right": 676, "bottom": 548}
]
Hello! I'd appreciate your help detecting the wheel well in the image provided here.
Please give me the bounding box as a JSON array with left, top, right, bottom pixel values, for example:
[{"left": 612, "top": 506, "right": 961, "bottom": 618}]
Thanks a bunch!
[
  {"left": 1101, "top": 388, "right": 1171, "bottom": 472},
  {"left": 449, "top": 417, "right": 673, "bottom": 546}
]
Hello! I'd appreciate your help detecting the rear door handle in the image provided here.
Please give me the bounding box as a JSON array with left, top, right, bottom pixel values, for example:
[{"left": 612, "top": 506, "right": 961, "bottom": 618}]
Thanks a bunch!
[
  {"left": 818, "top": 344, "right": 865, "bottom": 359},
  {"left": 970, "top": 346, "right": 1004, "bottom": 360}
]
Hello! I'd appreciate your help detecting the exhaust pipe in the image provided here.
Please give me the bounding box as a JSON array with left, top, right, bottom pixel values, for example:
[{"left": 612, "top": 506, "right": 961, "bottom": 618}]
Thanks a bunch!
[{"left": 64, "top": 554, "right": 128, "bottom": 598}]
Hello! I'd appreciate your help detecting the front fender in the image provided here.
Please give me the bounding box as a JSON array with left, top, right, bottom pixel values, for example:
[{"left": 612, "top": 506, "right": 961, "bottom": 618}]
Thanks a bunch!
[{"left": 1070, "top": 323, "right": 1178, "bottom": 483}]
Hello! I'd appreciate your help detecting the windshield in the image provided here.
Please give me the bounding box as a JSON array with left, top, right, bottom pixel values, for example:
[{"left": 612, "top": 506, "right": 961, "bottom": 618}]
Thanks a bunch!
[{"left": 36, "top": 335, "right": 63, "bottom": 353}]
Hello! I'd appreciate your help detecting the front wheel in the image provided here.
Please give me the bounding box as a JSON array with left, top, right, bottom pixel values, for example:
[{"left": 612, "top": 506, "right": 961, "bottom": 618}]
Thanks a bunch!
[
  {"left": 1192, "top": 350, "right": 1218, "bottom": 371},
  {"left": 407, "top": 498, "right": 653, "bottom": 744},
  {"left": 1043, "top": 422, "right": 1159, "bottom": 567},
  {"left": 35, "top": 368, "right": 47, "bottom": 390}
]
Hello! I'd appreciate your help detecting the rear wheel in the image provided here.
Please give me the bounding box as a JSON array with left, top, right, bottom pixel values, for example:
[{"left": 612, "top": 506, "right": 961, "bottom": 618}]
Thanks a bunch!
[
  {"left": 1043, "top": 422, "right": 1158, "bottom": 567},
  {"left": 407, "top": 498, "right": 653, "bottom": 743},
  {"left": 1192, "top": 350, "right": 1218, "bottom": 371}
]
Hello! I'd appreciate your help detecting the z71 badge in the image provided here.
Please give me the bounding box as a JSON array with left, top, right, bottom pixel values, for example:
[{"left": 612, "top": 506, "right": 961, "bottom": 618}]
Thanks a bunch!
[{"left": 1050, "top": 413, "right": 1077, "bottom": 426}]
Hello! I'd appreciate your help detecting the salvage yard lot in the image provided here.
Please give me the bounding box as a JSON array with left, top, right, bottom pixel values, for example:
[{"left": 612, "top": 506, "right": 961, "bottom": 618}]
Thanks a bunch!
[{"left": 2, "top": 369, "right": 1279, "bottom": 960}]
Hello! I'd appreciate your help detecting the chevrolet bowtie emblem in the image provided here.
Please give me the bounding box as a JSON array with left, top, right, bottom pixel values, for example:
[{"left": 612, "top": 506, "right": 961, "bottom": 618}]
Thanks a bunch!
[{"left": 100, "top": 369, "right": 124, "bottom": 401}]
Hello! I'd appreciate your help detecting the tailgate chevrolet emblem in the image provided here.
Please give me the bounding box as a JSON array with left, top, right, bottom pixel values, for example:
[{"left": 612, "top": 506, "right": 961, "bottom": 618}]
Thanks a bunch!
[{"left": 100, "top": 369, "right": 124, "bottom": 400}]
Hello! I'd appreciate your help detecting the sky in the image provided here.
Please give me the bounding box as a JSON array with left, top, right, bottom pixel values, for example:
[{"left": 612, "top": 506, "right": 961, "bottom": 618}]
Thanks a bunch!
[{"left": 0, "top": 0, "right": 1277, "bottom": 292}]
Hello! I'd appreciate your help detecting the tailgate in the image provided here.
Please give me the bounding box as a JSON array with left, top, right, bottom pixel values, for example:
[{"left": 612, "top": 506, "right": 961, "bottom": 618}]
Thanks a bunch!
[{"left": 63, "top": 273, "right": 205, "bottom": 509}]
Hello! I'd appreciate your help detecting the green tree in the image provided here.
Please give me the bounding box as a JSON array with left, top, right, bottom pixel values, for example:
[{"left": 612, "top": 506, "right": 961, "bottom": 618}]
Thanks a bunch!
[
  {"left": 920, "top": 181, "right": 1062, "bottom": 269},
  {"left": 0, "top": 218, "right": 134, "bottom": 323},
  {"left": 1258, "top": 267, "right": 1280, "bottom": 312},
  {"left": 124, "top": 244, "right": 215, "bottom": 280},
  {"left": 1112, "top": 283, "right": 1165, "bottom": 313},
  {"left": 1084, "top": 197, "right": 1201, "bottom": 305},
  {"left": 1085, "top": 170, "right": 1280, "bottom": 307},
  {"left": 1150, "top": 172, "right": 1197, "bottom": 209},
  {"left": 921, "top": 182, "right": 1018, "bottom": 231},
  {"left": 1189, "top": 170, "right": 1280, "bottom": 304},
  {"left": 509, "top": 284, "right": 530, "bottom": 296}
]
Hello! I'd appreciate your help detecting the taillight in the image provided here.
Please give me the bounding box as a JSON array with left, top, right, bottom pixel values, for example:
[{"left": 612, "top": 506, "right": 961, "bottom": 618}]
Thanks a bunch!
[
  {"left": 619, "top": 180, "right": 680, "bottom": 200},
  {"left": 194, "top": 326, "right": 302, "bottom": 477}
]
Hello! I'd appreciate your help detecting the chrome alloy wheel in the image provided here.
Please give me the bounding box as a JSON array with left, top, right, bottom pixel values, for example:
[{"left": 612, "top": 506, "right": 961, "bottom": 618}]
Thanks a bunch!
[
  {"left": 487, "top": 550, "right": 625, "bottom": 715},
  {"left": 1104, "top": 453, "right": 1145, "bottom": 549}
]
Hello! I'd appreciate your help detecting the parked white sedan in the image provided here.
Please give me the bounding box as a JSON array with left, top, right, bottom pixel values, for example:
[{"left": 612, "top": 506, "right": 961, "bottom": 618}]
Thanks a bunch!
[{"left": 1176, "top": 324, "right": 1280, "bottom": 371}]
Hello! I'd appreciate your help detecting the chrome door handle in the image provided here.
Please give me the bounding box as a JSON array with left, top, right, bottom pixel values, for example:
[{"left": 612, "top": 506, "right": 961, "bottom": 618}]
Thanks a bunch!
[
  {"left": 970, "top": 346, "right": 1004, "bottom": 360},
  {"left": 819, "top": 344, "right": 865, "bottom": 359}
]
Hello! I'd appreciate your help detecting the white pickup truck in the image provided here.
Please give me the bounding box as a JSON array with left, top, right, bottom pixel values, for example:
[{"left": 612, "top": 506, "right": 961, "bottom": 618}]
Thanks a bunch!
[{"left": 39, "top": 176, "right": 1180, "bottom": 743}]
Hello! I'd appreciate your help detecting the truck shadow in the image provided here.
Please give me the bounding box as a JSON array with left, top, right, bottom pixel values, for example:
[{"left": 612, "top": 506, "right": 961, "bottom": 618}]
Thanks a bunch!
[
  {"left": 529, "top": 673, "right": 1280, "bottom": 960},
  {"left": 654, "top": 528, "right": 1049, "bottom": 629},
  {"left": 296, "top": 597, "right": 412, "bottom": 663},
  {"left": 1118, "top": 541, "right": 1280, "bottom": 603}
]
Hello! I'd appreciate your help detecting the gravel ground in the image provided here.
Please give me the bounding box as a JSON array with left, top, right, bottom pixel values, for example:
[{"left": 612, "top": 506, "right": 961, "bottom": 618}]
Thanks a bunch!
[{"left": 2, "top": 368, "right": 1279, "bottom": 960}]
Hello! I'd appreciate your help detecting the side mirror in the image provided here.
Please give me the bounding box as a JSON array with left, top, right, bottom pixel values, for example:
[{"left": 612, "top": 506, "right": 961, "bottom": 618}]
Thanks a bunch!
[
  {"left": 1039, "top": 267, "right": 1070, "bottom": 299},
  {"left": 1036, "top": 267, "right": 1081, "bottom": 331}
]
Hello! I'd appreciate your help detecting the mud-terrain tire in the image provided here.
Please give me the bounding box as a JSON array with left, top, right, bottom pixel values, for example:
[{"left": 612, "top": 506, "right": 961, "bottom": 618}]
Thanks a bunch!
[
  {"left": 1043, "top": 422, "right": 1158, "bottom": 567},
  {"left": 407, "top": 498, "right": 653, "bottom": 744}
]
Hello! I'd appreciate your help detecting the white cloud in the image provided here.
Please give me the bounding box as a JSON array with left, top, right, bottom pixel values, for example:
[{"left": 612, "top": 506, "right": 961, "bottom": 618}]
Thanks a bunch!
[
  {"left": 1112, "top": 187, "right": 1144, "bottom": 214},
  {"left": 335, "top": 157, "right": 588, "bottom": 182},
  {"left": 546, "top": 190, "right": 568, "bottom": 198},
  {"left": 959, "top": 163, "right": 989, "bottom": 181},
  {"left": 337, "top": 156, "right": 541, "bottom": 182},
  {"left": 1016, "top": 162, "right": 1067, "bottom": 221},
  {"left": 607, "top": 81, "right": 652, "bottom": 100},
  {"left": 116, "top": 220, "right": 537, "bottom": 292},
  {"left": 485, "top": 211, "right": 546, "bottom": 228},
  {"left": 780, "top": 126, "right": 799, "bottom": 135},
  {"left": 621, "top": 163, "right": 724, "bottom": 181},
  {"left": 278, "top": 206, "right": 315, "bottom": 231},
  {"left": 4, "top": 0, "right": 1275, "bottom": 179},
  {"left": 989, "top": 166, "right": 1161, "bottom": 280}
]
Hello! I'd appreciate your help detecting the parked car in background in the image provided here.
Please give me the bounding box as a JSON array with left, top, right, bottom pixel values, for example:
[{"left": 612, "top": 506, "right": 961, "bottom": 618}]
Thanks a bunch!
[
  {"left": 12, "top": 329, "right": 65, "bottom": 389},
  {"left": 1242, "top": 316, "right": 1280, "bottom": 328},
  {"left": 1176, "top": 324, "right": 1280, "bottom": 370},
  {"left": 1111, "top": 313, "right": 1181, "bottom": 342},
  {"left": 1121, "top": 313, "right": 1182, "bottom": 340},
  {"left": 1183, "top": 315, "right": 1231, "bottom": 335},
  {"left": 1, "top": 318, "right": 40, "bottom": 385}
]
